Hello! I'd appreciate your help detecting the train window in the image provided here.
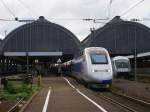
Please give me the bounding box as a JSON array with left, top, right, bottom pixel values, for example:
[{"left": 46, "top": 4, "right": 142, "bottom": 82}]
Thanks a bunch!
[
  {"left": 90, "top": 54, "right": 108, "bottom": 64},
  {"left": 115, "top": 60, "right": 129, "bottom": 68}
]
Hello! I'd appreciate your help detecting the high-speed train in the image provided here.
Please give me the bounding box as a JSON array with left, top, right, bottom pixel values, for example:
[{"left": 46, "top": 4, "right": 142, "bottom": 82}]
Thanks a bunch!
[
  {"left": 71, "top": 47, "right": 113, "bottom": 88},
  {"left": 112, "top": 56, "right": 131, "bottom": 77}
]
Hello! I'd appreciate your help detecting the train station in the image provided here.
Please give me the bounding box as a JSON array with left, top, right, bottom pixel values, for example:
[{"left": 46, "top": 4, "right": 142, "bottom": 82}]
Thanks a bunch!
[
  {"left": 0, "top": 0, "right": 150, "bottom": 112},
  {"left": 83, "top": 16, "right": 150, "bottom": 74},
  {"left": 0, "top": 16, "right": 82, "bottom": 76}
]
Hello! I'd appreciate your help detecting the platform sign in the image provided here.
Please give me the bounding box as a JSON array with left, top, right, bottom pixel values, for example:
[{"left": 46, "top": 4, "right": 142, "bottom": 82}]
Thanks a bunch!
[
  {"left": 4, "top": 52, "right": 26, "bottom": 56},
  {"left": 4, "top": 52, "right": 62, "bottom": 56},
  {"left": 28, "top": 52, "right": 62, "bottom": 56},
  {"left": 57, "top": 58, "right": 62, "bottom": 63}
]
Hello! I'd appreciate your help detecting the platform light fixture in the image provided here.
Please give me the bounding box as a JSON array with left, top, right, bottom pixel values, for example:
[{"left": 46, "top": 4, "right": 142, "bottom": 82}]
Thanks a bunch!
[{"left": 35, "top": 59, "right": 39, "bottom": 63}]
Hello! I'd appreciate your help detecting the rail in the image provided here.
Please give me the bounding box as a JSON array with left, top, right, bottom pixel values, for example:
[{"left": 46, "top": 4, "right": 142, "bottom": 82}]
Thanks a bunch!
[{"left": 7, "top": 98, "right": 24, "bottom": 112}]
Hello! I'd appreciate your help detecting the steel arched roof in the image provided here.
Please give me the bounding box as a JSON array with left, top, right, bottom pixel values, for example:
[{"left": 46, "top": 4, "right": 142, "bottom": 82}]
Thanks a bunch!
[
  {"left": 2, "top": 16, "right": 81, "bottom": 55},
  {"left": 83, "top": 16, "right": 150, "bottom": 55}
]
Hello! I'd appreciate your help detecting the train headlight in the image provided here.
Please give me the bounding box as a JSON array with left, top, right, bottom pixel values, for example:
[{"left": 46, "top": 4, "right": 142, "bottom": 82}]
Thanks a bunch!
[
  {"left": 107, "top": 69, "right": 111, "bottom": 72},
  {"left": 92, "top": 70, "right": 96, "bottom": 72},
  {"left": 92, "top": 69, "right": 100, "bottom": 72},
  {"left": 92, "top": 69, "right": 111, "bottom": 72}
]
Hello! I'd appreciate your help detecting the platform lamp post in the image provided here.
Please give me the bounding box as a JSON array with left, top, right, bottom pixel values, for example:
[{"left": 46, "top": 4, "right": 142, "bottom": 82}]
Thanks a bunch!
[
  {"left": 134, "top": 48, "right": 137, "bottom": 81},
  {"left": 90, "top": 27, "right": 95, "bottom": 42},
  {"left": 131, "top": 19, "right": 138, "bottom": 81},
  {"left": 15, "top": 17, "right": 35, "bottom": 75},
  {"left": 90, "top": 27, "right": 95, "bottom": 34},
  {"left": 26, "top": 52, "right": 29, "bottom": 75},
  {"left": 134, "top": 29, "right": 137, "bottom": 81},
  {"left": 57, "top": 58, "right": 62, "bottom": 76}
]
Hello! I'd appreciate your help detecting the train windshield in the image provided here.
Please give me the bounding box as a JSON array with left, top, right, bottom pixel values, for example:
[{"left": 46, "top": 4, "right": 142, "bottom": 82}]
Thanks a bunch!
[
  {"left": 90, "top": 54, "right": 108, "bottom": 64},
  {"left": 115, "top": 60, "right": 129, "bottom": 68}
]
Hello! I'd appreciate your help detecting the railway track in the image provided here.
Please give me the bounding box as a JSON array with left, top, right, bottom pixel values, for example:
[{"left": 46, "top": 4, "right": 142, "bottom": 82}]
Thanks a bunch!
[
  {"left": 7, "top": 98, "right": 24, "bottom": 112},
  {"left": 94, "top": 91, "right": 150, "bottom": 112},
  {"left": 110, "top": 90, "right": 150, "bottom": 107},
  {"left": 98, "top": 93, "right": 138, "bottom": 112},
  {"left": 68, "top": 77, "right": 150, "bottom": 112}
]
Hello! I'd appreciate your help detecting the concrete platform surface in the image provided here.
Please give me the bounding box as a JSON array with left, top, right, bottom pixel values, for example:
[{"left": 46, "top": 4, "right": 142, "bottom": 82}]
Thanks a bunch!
[{"left": 24, "top": 77, "right": 130, "bottom": 112}]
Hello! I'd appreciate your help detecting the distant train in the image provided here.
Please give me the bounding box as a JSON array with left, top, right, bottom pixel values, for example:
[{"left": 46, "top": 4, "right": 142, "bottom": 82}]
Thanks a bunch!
[
  {"left": 70, "top": 47, "right": 113, "bottom": 88},
  {"left": 112, "top": 56, "right": 131, "bottom": 77}
]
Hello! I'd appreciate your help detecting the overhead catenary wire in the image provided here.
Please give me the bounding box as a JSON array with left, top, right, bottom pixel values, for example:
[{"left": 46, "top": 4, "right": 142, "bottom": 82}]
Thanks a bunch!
[
  {"left": 0, "top": 18, "right": 16, "bottom": 21},
  {"left": 46, "top": 17, "right": 108, "bottom": 22},
  {"left": 48, "top": 17, "right": 100, "bottom": 21},
  {"left": 143, "top": 18, "right": 150, "bottom": 21},
  {"left": 82, "top": 0, "right": 111, "bottom": 24},
  {"left": 120, "top": 0, "right": 145, "bottom": 17},
  {"left": 83, "top": 18, "right": 108, "bottom": 24},
  {"left": 0, "top": 0, "right": 16, "bottom": 18},
  {"left": 17, "top": 0, "right": 39, "bottom": 17},
  {"left": 0, "top": 17, "right": 108, "bottom": 22}
]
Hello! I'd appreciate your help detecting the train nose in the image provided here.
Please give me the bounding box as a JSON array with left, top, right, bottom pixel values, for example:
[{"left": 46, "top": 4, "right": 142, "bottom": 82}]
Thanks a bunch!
[
  {"left": 91, "top": 69, "right": 111, "bottom": 73},
  {"left": 87, "top": 72, "right": 113, "bottom": 82}
]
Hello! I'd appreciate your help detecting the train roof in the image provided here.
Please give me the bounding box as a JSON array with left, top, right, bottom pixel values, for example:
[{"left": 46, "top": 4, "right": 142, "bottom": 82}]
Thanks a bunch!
[
  {"left": 84, "top": 47, "right": 109, "bottom": 55},
  {"left": 126, "top": 52, "right": 150, "bottom": 59},
  {"left": 112, "top": 56, "right": 129, "bottom": 61},
  {"left": 85, "top": 47, "right": 108, "bottom": 51}
]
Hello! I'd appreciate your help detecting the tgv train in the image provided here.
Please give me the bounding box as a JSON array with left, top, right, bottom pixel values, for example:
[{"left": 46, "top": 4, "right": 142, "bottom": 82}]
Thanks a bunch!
[
  {"left": 71, "top": 47, "right": 113, "bottom": 88},
  {"left": 112, "top": 56, "right": 131, "bottom": 77}
]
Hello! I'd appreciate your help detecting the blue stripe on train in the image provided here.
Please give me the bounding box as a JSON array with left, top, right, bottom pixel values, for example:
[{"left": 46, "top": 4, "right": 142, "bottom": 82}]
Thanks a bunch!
[
  {"left": 72, "top": 62, "right": 82, "bottom": 72},
  {"left": 102, "top": 80, "right": 112, "bottom": 84}
]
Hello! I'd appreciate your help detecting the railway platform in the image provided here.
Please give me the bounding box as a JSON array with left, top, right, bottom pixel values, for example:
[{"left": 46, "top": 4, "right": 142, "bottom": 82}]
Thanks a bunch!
[
  {"left": 23, "top": 77, "right": 130, "bottom": 112},
  {"left": 1, "top": 76, "right": 150, "bottom": 112}
]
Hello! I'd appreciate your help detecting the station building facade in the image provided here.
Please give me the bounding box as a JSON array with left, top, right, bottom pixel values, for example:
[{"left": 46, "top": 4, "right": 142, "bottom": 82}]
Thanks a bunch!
[
  {"left": 1, "top": 16, "right": 150, "bottom": 75},
  {"left": 0, "top": 16, "right": 82, "bottom": 75}
]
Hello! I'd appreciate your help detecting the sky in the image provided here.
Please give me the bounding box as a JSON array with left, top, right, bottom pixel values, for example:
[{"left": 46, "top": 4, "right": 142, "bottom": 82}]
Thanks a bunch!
[{"left": 0, "top": 0, "right": 150, "bottom": 41}]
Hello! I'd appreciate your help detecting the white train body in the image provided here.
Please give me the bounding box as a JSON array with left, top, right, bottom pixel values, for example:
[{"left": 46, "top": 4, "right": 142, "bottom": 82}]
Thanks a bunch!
[
  {"left": 112, "top": 56, "right": 131, "bottom": 76},
  {"left": 71, "top": 47, "right": 113, "bottom": 88}
]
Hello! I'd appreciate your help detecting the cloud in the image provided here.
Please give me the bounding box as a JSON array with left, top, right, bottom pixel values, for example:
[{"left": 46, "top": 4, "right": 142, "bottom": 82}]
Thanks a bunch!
[{"left": 0, "top": 0, "right": 149, "bottom": 41}]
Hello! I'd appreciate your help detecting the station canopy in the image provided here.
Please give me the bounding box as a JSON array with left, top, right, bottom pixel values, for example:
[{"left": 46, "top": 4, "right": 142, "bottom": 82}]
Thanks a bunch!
[
  {"left": 83, "top": 16, "right": 150, "bottom": 56},
  {"left": 2, "top": 16, "right": 81, "bottom": 57}
]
